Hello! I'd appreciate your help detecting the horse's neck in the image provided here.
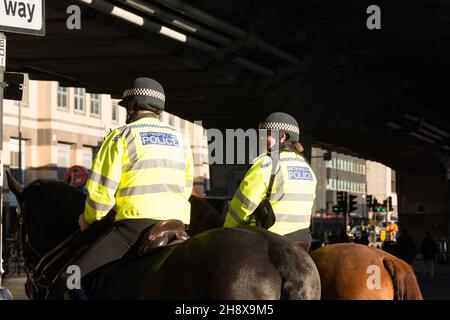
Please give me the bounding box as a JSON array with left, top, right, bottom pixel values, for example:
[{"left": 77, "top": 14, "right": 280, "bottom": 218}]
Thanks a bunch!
[{"left": 189, "top": 196, "right": 224, "bottom": 236}]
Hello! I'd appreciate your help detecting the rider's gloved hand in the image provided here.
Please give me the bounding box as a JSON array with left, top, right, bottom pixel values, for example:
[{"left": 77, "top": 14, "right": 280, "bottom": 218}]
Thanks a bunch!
[{"left": 79, "top": 214, "right": 91, "bottom": 231}]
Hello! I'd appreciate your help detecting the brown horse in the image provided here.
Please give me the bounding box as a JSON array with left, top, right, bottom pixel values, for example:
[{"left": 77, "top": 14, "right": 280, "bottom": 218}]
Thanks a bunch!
[
  {"left": 189, "top": 195, "right": 423, "bottom": 300},
  {"left": 310, "top": 243, "right": 422, "bottom": 300}
]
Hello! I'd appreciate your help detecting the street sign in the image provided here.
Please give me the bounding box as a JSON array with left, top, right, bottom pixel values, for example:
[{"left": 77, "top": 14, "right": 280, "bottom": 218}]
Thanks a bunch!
[
  {"left": 0, "top": 0, "right": 45, "bottom": 36},
  {"left": 0, "top": 36, "right": 5, "bottom": 67}
]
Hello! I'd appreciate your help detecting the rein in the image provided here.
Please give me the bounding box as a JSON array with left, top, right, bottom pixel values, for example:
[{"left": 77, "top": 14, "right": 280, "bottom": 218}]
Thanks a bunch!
[{"left": 17, "top": 206, "right": 43, "bottom": 269}]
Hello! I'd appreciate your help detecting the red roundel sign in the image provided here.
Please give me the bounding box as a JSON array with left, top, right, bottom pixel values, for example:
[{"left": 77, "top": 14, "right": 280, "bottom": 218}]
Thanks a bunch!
[{"left": 64, "top": 165, "right": 89, "bottom": 187}]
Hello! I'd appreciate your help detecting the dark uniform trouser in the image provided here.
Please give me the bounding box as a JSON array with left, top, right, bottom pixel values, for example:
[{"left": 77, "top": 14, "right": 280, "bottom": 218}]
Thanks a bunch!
[
  {"left": 65, "top": 219, "right": 156, "bottom": 280},
  {"left": 284, "top": 228, "right": 312, "bottom": 252}
]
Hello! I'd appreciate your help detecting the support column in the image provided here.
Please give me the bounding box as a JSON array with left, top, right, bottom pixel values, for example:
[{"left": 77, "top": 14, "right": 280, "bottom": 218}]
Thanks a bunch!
[
  {"left": 300, "top": 130, "right": 313, "bottom": 162},
  {"left": 397, "top": 169, "right": 448, "bottom": 246}
]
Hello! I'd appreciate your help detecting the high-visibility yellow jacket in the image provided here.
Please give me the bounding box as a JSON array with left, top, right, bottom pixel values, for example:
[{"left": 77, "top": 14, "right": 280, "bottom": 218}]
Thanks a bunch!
[
  {"left": 83, "top": 116, "right": 194, "bottom": 224},
  {"left": 224, "top": 151, "right": 317, "bottom": 235}
]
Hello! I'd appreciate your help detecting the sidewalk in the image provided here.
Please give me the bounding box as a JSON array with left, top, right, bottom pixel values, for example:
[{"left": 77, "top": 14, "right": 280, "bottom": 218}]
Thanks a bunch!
[
  {"left": 412, "top": 259, "right": 450, "bottom": 300},
  {"left": 2, "top": 275, "right": 28, "bottom": 300}
]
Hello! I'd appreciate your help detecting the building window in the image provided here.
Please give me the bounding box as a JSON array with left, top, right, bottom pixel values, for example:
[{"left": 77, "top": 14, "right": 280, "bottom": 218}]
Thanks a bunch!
[
  {"left": 112, "top": 102, "right": 118, "bottom": 122},
  {"left": 74, "top": 88, "right": 85, "bottom": 113},
  {"left": 82, "top": 146, "right": 98, "bottom": 169},
  {"left": 83, "top": 146, "right": 93, "bottom": 169},
  {"left": 57, "top": 142, "right": 72, "bottom": 179},
  {"left": 90, "top": 94, "right": 101, "bottom": 116},
  {"left": 57, "top": 84, "right": 68, "bottom": 109},
  {"left": 9, "top": 138, "right": 26, "bottom": 183}
]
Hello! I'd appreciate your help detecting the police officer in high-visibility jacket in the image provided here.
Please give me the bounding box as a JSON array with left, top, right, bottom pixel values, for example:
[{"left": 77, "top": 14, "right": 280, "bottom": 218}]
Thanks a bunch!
[
  {"left": 223, "top": 112, "right": 317, "bottom": 251},
  {"left": 76, "top": 77, "right": 194, "bottom": 277}
]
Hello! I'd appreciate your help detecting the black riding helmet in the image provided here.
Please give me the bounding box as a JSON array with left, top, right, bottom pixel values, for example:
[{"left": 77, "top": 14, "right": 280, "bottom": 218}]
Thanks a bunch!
[
  {"left": 259, "top": 112, "right": 304, "bottom": 153},
  {"left": 118, "top": 77, "right": 165, "bottom": 114}
]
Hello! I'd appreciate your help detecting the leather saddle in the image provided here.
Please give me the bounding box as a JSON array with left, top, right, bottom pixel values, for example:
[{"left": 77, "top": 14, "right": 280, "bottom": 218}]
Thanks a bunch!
[
  {"left": 137, "top": 219, "right": 190, "bottom": 256},
  {"left": 28, "top": 218, "right": 189, "bottom": 299}
]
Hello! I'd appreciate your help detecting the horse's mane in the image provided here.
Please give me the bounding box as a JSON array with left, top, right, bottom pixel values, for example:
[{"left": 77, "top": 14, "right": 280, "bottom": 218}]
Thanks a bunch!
[
  {"left": 187, "top": 194, "right": 225, "bottom": 236},
  {"left": 21, "top": 179, "right": 86, "bottom": 260},
  {"left": 23, "top": 179, "right": 86, "bottom": 204},
  {"left": 24, "top": 178, "right": 79, "bottom": 191}
]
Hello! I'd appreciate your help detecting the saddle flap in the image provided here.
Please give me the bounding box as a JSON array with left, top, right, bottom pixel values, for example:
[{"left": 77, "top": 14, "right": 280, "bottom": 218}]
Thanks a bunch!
[{"left": 138, "top": 219, "right": 189, "bottom": 256}]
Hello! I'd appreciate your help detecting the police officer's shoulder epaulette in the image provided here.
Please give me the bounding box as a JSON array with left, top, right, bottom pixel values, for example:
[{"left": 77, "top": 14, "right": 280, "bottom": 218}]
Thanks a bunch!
[
  {"left": 253, "top": 154, "right": 272, "bottom": 169},
  {"left": 112, "top": 125, "right": 128, "bottom": 142}
]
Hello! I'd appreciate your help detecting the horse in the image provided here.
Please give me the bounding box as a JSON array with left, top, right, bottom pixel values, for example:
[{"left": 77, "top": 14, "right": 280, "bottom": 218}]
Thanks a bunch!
[
  {"left": 169, "top": 190, "right": 423, "bottom": 300},
  {"left": 310, "top": 243, "right": 422, "bottom": 299},
  {"left": 6, "top": 171, "right": 321, "bottom": 300}
]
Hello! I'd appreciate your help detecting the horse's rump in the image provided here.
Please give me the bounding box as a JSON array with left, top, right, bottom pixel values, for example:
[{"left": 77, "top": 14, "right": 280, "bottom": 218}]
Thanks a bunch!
[{"left": 382, "top": 256, "right": 423, "bottom": 300}]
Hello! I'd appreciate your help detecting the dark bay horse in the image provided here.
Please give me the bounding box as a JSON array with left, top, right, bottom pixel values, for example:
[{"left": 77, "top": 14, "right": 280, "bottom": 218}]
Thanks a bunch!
[
  {"left": 6, "top": 171, "right": 320, "bottom": 300},
  {"left": 186, "top": 191, "right": 423, "bottom": 300}
]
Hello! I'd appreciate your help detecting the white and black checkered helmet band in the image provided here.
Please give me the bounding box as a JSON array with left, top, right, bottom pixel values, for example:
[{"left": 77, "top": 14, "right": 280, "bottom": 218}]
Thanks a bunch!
[
  {"left": 260, "top": 121, "right": 300, "bottom": 136},
  {"left": 122, "top": 88, "right": 165, "bottom": 103}
]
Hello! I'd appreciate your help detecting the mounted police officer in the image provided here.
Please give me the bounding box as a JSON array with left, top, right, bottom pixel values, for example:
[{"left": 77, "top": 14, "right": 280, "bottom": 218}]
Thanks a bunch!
[
  {"left": 223, "top": 112, "right": 317, "bottom": 252},
  {"left": 75, "top": 77, "right": 194, "bottom": 277}
]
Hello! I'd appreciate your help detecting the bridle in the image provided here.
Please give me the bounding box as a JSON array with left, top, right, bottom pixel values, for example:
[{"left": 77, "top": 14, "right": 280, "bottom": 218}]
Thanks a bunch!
[{"left": 16, "top": 204, "right": 43, "bottom": 269}]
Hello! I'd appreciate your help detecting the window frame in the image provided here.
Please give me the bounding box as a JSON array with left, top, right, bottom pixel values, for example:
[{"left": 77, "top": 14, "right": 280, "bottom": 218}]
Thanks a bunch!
[
  {"left": 90, "top": 93, "right": 101, "bottom": 117},
  {"left": 74, "top": 88, "right": 86, "bottom": 113}
]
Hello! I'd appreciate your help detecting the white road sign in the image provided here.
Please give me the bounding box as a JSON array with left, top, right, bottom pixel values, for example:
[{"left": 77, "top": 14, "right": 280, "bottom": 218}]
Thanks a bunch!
[{"left": 0, "top": 0, "right": 45, "bottom": 36}]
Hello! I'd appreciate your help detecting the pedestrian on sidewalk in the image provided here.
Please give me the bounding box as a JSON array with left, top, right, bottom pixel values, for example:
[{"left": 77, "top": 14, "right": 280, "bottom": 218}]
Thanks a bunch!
[
  {"left": 421, "top": 231, "right": 436, "bottom": 280},
  {"left": 397, "top": 229, "right": 417, "bottom": 264}
]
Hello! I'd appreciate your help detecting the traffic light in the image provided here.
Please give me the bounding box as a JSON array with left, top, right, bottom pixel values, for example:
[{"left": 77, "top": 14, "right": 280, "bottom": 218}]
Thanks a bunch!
[
  {"left": 323, "top": 151, "right": 332, "bottom": 161},
  {"left": 348, "top": 194, "right": 358, "bottom": 213},
  {"left": 332, "top": 205, "right": 343, "bottom": 213},
  {"left": 336, "top": 191, "right": 347, "bottom": 214},
  {"left": 382, "top": 200, "right": 387, "bottom": 212},
  {"left": 373, "top": 197, "right": 382, "bottom": 212},
  {"left": 388, "top": 196, "right": 393, "bottom": 211},
  {"left": 366, "top": 194, "right": 373, "bottom": 211}
]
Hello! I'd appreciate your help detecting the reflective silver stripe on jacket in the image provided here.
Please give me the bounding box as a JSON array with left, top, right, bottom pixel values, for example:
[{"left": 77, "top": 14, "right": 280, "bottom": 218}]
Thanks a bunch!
[
  {"left": 270, "top": 171, "right": 285, "bottom": 201},
  {"left": 124, "top": 126, "right": 138, "bottom": 170},
  {"left": 86, "top": 196, "right": 114, "bottom": 212},
  {"left": 88, "top": 171, "right": 119, "bottom": 190},
  {"left": 277, "top": 193, "right": 315, "bottom": 201},
  {"left": 229, "top": 206, "right": 244, "bottom": 224},
  {"left": 130, "top": 159, "right": 186, "bottom": 171},
  {"left": 117, "top": 184, "right": 185, "bottom": 197},
  {"left": 235, "top": 188, "right": 259, "bottom": 211},
  {"left": 185, "top": 179, "right": 193, "bottom": 188},
  {"left": 275, "top": 213, "right": 311, "bottom": 223}
]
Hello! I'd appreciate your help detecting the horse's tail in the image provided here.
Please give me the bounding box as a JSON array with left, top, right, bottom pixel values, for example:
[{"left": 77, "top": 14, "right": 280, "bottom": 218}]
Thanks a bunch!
[
  {"left": 267, "top": 241, "right": 321, "bottom": 300},
  {"left": 382, "top": 257, "right": 423, "bottom": 300}
]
